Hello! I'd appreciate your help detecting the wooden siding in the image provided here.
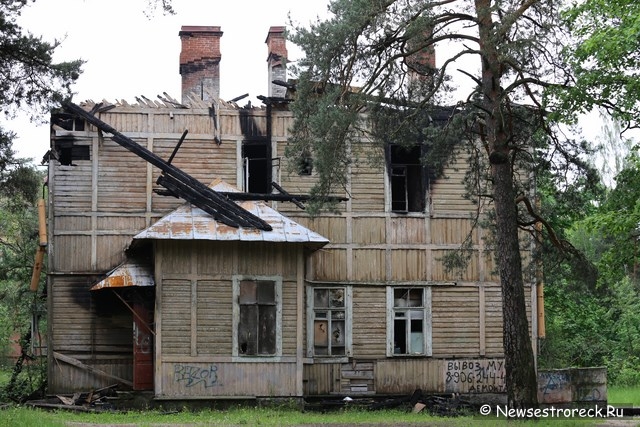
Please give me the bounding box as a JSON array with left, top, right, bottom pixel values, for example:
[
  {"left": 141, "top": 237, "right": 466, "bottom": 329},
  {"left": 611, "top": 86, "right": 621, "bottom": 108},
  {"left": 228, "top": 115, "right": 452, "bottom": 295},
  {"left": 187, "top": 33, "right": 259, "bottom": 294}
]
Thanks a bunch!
[
  {"left": 48, "top": 275, "right": 134, "bottom": 393},
  {"left": 49, "top": 103, "right": 536, "bottom": 396},
  {"left": 351, "top": 287, "right": 387, "bottom": 357},
  {"left": 160, "top": 361, "right": 297, "bottom": 397},
  {"left": 432, "top": 286, "right": 480, "bottom": 357}
]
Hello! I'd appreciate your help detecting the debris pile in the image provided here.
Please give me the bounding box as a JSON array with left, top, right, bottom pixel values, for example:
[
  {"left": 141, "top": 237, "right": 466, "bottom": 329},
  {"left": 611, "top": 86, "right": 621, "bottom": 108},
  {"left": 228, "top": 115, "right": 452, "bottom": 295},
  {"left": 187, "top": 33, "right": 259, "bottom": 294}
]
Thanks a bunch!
[{"left": 26, "top": 384, "right": 118, "bottom": 413}]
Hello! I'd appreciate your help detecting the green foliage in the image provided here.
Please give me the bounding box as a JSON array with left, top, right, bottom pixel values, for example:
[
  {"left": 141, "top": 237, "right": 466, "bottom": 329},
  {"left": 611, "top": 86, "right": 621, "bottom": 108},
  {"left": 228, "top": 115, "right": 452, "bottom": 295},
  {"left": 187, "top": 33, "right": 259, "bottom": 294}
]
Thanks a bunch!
[
  {"left": 0, "top": 161, "right": 46, "bottom": 401},
  {"left": 557, "top": 0, "right": 640, "bottom": 127},
  {"left": 0, "top": 0, "right": 83, "bottom": 120}
]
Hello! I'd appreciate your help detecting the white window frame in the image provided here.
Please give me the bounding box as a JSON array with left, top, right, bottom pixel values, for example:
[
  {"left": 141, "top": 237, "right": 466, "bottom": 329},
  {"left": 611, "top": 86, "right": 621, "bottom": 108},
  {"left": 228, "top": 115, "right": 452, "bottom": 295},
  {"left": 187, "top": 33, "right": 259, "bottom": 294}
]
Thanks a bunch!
[
  {"left": 306, "top": 285, "right": 352, "bottom": 360},
  {"left": 386, "top": 286, "right": 432, "bottom": 357},
  {"left": 232, "top": 275, "right": 283, "bottom": 359}
]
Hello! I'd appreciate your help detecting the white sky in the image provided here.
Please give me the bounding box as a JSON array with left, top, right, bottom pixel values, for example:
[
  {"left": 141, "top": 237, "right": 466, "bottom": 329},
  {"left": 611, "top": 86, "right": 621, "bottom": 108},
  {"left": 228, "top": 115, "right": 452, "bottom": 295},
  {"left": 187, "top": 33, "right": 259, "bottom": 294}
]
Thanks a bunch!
[
  {"left": 2, "top": 0, "right": 631, "bottom": 182},
  {"left": 3, "top": 0, "right": 331, "bottom": 163}
]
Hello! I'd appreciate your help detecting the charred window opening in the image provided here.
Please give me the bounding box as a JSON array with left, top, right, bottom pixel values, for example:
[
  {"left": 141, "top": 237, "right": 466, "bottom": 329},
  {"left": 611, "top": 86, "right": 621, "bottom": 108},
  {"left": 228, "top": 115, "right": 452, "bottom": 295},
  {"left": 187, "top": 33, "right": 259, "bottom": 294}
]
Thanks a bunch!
[
  {"left": 242, "top": 142, "right": 271, "bottom": 193},
  {"left": 55, "top": 138, "right": 91, "bottom": 166},
  {"left": 392, "top": 288, "right": 428, "bottom": 356},
  {"left": 296, "top": 151, "right": 313, "bottom": 176},
  {"left": 389, "top": 144, "right": 426, "bottom": 213},
  {"left": 312, "top": 288, "right": 346, "bottom": 356},
  {"left": 238, "top": 280, "right": 277, "bottom": 356},
  {"left": 52, "top": 113, "right": 85, "bottom": 131}
]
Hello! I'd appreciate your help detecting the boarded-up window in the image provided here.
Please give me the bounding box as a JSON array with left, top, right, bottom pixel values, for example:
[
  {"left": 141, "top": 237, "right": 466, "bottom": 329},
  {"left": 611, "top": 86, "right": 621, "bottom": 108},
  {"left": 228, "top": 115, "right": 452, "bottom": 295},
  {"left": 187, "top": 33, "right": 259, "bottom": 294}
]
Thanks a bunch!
[
  {"left": 238, "top": 280, "right": 277, "bottom": 356},
  {"left": 389, "top": 287, "right": 432, "bottom": 356},
  {"left": 308, "top": 287, "right": 351, "bottom": 357}
]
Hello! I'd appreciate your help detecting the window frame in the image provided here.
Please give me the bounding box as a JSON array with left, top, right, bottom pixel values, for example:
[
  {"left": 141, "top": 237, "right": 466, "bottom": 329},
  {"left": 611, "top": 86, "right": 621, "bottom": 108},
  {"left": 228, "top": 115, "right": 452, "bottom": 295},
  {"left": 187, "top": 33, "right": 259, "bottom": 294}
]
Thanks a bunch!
[
  {"left": 306, "top": 285, "right": 352, "bottom": 360},
  {"left": 386, "top": 286, "right": 432, "bottom": 357},
  {"left": 232, "top": 275, "right": 283, "bottom": 360}
]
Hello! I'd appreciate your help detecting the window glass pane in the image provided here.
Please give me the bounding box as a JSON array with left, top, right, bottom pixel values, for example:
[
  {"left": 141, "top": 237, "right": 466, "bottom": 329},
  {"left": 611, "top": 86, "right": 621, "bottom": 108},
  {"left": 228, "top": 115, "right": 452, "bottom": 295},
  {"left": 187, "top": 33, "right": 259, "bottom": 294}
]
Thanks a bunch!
[
  {"left": 329, "top": 289, "right": 345, "bottom": 307},
  {"left": 257, "top": 281, "right": 275, "bottom": 304},
  {"left": 410, "top": 331, "right": 424, "bottom": 354},
  {"left": 408, "top": 289, "right": 423, "bottom": 307},
  {"left": 315, "top": 311, "right": 328, "bottom": 319},
  {"left": 315, "top": 346, "right": 329, "bottom": 355},
  {"left": 258, "top": 305, "right": 276, "bottom": 354},
  {"left": 314, "top": 289, "right": 329, "bottom": 308},
  {"left": 314, "top": 320, "right": 328, "bottom": 347},
  {"left": 410, "top": 309, "right": 424, "bottom": 320},
  {"left": 394, "top": 288, "right": 408, "bottom": 307},
  {"left": 333, "top": 346, "right": 345, "bottom": 355},
  {"left": 239, "top": 281, "right": 257, "bottom": 304},
  {"left": 331, "top": 321, "right": 345, "bottom": 346},
  {"left": 331, "top": 310, "right": 345, "bottom": 320},
  {"left": 238, "top": 305, "right": 257, "bottom": 355}
]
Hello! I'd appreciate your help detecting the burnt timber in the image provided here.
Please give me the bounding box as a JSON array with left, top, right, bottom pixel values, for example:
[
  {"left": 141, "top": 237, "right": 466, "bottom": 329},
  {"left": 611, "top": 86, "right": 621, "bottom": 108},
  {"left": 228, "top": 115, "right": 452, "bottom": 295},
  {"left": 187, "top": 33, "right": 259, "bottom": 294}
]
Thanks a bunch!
[{"left": 63, "top": 101, "right": 271, "bottom": 231}]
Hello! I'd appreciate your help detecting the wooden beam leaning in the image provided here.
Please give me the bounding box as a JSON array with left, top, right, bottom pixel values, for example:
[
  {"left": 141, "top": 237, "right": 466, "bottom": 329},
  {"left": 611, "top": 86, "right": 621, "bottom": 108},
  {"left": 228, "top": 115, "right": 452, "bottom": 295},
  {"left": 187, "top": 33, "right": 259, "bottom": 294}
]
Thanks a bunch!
[{"left": 62, "top": 102, "right": 272, "bottom": 231}]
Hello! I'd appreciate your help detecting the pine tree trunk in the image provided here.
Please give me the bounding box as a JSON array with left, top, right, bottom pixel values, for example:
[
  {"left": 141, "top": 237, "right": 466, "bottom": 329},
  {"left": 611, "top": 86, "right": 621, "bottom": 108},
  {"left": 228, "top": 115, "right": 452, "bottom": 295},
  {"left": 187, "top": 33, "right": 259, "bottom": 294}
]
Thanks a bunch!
[{"left": 475, "top": 0, "right": 538, "bottom": 409}]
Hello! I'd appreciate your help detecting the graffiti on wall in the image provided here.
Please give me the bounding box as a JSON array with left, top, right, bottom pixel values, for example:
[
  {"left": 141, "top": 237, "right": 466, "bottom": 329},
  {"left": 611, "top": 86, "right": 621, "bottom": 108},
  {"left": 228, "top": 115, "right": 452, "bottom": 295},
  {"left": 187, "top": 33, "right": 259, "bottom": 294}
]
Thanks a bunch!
[
  {"left": 174, "top": 364, "right": 221, "bottom": 388},
  {"left": 444, "top": 359, "right": 505, "bottom": 393}
]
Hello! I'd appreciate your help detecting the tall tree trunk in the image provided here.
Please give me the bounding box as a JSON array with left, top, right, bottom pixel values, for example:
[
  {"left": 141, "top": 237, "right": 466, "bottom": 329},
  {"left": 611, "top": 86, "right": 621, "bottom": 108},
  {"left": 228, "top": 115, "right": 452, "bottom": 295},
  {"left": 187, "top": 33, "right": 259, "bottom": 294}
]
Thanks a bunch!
[{"left": 475, "top": 0, "right": 538, "bottom": 409}]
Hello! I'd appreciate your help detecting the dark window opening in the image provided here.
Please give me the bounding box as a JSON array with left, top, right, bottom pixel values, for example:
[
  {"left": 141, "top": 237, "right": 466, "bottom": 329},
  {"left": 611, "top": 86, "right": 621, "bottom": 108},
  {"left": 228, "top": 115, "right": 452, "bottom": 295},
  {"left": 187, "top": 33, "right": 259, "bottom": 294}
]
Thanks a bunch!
[
  {"left": 242, "top": 143, "right": 270, "bottom": 193},
  {"left": 52, "top": 113, "right": 85, "bottom": 131},
  {"left": 238, "top": 280, "right": 276, "bottom": 356},
  {"left": 389, "top": 145, "right": 425, "bottom": 212},
  {"left": 55, "top": 139, "right": 91, "bottom": 166},
  {"left": 297, "top": 151, "right": 313, "bottom": 176}
]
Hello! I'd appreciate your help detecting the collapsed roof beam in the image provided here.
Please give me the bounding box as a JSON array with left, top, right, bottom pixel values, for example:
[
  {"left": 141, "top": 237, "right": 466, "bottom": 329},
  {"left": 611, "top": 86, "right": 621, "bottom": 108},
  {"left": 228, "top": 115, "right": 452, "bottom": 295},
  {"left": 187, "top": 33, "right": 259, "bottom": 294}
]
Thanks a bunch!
[{"left": 62, "top": 102, "right": 272, "bottom": 231}]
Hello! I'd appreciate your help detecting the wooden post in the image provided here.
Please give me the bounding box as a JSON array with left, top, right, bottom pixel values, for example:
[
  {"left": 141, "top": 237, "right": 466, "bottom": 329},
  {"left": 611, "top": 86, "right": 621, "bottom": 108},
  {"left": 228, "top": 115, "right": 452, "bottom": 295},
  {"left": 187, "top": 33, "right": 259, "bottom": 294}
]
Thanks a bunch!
[
  {"left": 30, "top": 198, "right": 48, "bottom": 292},
  {"left": 38, "top": 199, "right": 47, "bottom": 246}
]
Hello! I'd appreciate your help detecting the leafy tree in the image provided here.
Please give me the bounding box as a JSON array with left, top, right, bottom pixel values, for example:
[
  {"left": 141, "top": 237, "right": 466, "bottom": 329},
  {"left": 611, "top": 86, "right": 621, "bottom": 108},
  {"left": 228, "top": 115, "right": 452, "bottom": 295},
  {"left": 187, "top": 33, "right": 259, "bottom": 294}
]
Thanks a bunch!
[
  {"left": 0, "top": 161, "right": 45, "bottom": 401},
  {"left": 559, "top": 0, "right": 640, "bottom": 130},
  {"left": 288, "top": 0, "right": 595, "bottom": 407}
]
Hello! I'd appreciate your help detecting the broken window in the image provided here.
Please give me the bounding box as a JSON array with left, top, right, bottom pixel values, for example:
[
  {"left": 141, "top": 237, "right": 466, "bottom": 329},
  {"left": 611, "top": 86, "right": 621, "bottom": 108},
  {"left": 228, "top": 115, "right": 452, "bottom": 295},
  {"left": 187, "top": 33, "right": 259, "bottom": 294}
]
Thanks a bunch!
[
  {"left": 54, "top": 137, "right": 91, "bottom": 166},
  {"left": 388, "top": 144, "right": 426, "bottom": 212},
  {"left": 296, "top": 150, "right": 313, "bottom": 176},
  {"left": 242, "top": 142, "right": 271, "bottom": 193},
  {"left": 388, "top": 287, "right": 432, "bottom": 356},
  {"left": 234, "top": 277, "right": 281, "bottom": 357},
  {"left": 308, "top": 286, "right": 351, "bottom": 357}
]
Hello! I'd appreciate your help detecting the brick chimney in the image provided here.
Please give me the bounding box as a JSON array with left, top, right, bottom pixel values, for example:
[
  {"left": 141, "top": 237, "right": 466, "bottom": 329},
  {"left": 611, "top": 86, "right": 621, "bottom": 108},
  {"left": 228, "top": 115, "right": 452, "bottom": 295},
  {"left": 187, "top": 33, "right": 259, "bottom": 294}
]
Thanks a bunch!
[
  {"left": 265, "top": 26, "right": 288, "bottom": 98},
  {"left": 179, "top": 26, "right": 223, "bottom": 103},
  {"left": 406, "top": 30, "right": 436, "bottom": 91}
]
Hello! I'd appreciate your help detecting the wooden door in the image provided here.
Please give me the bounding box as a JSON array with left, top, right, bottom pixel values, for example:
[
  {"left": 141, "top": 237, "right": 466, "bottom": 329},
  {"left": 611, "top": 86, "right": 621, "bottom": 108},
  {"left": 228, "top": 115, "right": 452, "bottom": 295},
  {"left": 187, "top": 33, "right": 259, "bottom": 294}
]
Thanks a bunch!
[{"left": 133, "top": 302, "right": 154, "bottom": 390}]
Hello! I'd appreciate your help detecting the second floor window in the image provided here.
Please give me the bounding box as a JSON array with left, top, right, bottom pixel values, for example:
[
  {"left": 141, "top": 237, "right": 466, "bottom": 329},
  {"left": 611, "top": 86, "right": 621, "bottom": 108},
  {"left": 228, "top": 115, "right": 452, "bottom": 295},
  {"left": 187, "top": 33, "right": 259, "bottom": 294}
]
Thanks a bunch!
[{"left": 388, "top": 144, "right": 426, "bottom": 213}]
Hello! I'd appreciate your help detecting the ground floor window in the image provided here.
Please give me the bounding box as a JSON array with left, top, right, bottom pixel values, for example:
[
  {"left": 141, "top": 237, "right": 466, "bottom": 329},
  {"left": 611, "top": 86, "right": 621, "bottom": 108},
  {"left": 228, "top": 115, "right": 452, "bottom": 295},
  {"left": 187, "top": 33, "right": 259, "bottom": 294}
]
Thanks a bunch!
[
  {"left": 233, "top": 276, "right": 282, "bottom": 357},
  {"left": 307, "top": 286, "right": 352, "bottom": 358},
  {"left": 387, "top": 286, "right": 432, "bottom": 356}
]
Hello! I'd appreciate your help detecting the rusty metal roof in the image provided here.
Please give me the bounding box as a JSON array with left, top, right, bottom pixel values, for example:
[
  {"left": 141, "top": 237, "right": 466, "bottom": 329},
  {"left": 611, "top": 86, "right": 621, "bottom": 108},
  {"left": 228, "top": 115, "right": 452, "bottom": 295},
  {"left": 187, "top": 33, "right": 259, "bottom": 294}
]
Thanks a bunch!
[
  {"left": 90, "top": 261, "right": 154, "bottom": 291},
  {"left": 134, "top": 180, "right": 329, "bottom": 249}
]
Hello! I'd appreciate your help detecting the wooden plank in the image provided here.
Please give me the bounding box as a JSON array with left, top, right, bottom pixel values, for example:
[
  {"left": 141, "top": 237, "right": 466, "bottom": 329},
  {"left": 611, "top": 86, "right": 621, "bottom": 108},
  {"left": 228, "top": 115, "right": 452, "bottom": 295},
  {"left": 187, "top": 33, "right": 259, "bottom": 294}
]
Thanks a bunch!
[{"left": 53, "top": 351, "right": 133, "bottom": 387}]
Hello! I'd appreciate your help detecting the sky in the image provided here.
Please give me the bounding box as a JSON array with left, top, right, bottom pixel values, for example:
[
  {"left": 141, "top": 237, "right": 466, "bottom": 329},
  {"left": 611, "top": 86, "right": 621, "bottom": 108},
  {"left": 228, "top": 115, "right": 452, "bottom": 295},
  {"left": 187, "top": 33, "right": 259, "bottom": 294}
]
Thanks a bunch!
[
  {"left": 3, "top": 0, "right": 331, "bottom": 164},
  {"left": 2, "top": 0, "right": 632, "bottom": 182}
]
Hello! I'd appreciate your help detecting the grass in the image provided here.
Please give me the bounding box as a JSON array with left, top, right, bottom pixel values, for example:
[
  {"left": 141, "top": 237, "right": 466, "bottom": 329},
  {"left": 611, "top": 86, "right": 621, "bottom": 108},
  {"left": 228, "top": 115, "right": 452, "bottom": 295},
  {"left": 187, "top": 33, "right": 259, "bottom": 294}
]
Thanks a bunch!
[
  {"left": 0, "top": 405, "right": 612, "bottom": 427},
  {"left": 609, "top": 385, "right": 640, "bottom": 406}
]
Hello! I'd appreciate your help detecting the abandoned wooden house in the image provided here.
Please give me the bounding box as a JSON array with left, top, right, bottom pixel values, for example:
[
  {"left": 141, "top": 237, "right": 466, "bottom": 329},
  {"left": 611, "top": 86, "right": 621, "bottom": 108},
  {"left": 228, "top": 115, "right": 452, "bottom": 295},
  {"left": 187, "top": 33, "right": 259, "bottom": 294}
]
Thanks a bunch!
[{"left": 45, "top": 25, "right": 541, "bottom": 400}]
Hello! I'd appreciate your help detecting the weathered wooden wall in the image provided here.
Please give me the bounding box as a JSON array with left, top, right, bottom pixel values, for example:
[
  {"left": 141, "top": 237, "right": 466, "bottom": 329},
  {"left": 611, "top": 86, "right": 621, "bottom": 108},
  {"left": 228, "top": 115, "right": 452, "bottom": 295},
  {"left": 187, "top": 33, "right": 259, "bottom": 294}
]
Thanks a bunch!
[
  {"left": 154, "top": 240, "right": 303, "bottom": 397},
  {"left": 48, "top": 100, "right": 535, "bottom": 395}
]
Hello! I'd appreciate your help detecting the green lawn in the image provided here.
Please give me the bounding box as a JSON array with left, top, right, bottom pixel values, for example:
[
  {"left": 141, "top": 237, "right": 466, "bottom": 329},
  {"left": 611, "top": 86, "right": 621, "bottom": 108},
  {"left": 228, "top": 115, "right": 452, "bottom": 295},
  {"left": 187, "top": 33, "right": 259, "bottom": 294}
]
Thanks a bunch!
[
  {"left": 609, "top": 386, "right": 640, "bottom": 406},
  {"left": 1, "top": 385, "right": 637, "bottom": 426},
  {"left": 0, "top": 405, "right": 611, "bottom": 427}
]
